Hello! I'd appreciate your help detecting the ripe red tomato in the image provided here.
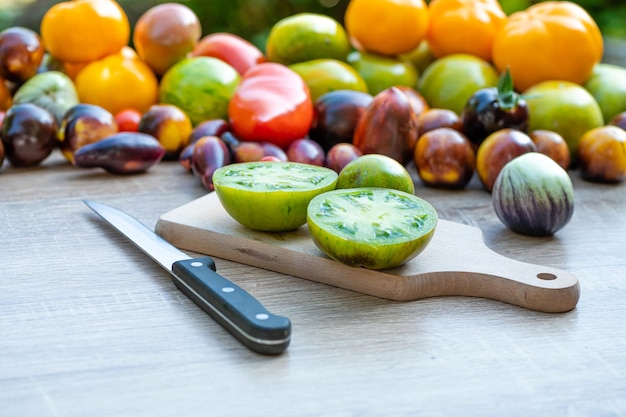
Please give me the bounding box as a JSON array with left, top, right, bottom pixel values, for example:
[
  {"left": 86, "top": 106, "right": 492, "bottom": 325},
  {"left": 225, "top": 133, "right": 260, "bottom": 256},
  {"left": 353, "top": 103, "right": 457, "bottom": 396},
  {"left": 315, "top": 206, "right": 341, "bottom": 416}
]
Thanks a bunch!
[
  {"left": 114, "top": 108, "right": 142, "bottom": 132},
  {"left": 228, "top": 62, "right": 313, "bottom": 149}
]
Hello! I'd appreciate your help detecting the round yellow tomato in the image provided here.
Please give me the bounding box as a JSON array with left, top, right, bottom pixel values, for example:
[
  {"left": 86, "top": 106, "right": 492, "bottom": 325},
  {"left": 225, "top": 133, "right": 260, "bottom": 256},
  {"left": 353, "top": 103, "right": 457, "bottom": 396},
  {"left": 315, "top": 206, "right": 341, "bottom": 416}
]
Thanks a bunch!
[
  {"left": 40, "top": 0, "right": 129, "bottom": 64},
  {"left": 492, "top": 1, "right": 603, "bottom": 92},
  {"left": 75, "top": 47, "right": 159, "bottom": 115},
  {"left": 345, "top": 0, "right": 430, "bottom": 56},
  {"left": 426, "top": 0, "right": 507, "bottom": 62}
]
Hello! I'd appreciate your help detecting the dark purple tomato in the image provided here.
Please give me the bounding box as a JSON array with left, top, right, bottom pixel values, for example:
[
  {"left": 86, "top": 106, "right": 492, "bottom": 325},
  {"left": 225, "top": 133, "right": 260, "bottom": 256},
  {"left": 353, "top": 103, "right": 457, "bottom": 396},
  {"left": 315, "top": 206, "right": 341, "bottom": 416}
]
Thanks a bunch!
[
  {"left": 609, "top": 111, "right": 626, "bottom": 131},
  {"left": 0, "top": 27, "right": 45, "bottom": 83},
  {"left": 1, "top": 102, "right": 58, "bottom": 166},
  {"left": 189, "top": 118, "right": 231, "bottom": 144},
  {"left": 191, "top": 135, "right": 232, "bottom": 190},
  {"left": 73, "top": 132, "right": 166, "bottom": 174},
  {"left": 258, "top": 141, "right": 288, "bottom": 161},
  {"left": 286, "top": 138, "right": 325, "bottom": 166},
  {"left": 461, "top": 69, "right": 529, "bottom": 147},
  {"left": 325, "top": 142, "right": 362, "bottom": 173},
  {"left": 309, "top": 89, "right": 373, "bottom": 152},
  {"left": 231, "top": 140, "right": 288, "bottom": 163},
  {"left": 179, "top": 143, "right": 195, "bottom": 172},
  {"left": 0, "top": 138, "right": 4, "bottom": 168}
]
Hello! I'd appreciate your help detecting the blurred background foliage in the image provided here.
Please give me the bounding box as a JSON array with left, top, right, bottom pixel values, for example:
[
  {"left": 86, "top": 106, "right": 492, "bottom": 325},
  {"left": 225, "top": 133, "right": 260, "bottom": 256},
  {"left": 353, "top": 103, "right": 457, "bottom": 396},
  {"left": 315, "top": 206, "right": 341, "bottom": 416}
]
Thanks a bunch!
[{"left": 0, "top": 0, "right": 624, "bottom": 50}]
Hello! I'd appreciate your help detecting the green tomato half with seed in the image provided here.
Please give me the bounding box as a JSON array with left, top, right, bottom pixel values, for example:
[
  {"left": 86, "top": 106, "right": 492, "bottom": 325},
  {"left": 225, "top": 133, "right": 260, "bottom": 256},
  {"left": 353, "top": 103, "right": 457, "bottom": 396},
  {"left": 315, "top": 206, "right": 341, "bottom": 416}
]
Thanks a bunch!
[
  {"left": 307, "top": 188, "right": 438, "bottom": 270},
  {"left": 213, "top": 161, "right": 338, "bottom": 232}
]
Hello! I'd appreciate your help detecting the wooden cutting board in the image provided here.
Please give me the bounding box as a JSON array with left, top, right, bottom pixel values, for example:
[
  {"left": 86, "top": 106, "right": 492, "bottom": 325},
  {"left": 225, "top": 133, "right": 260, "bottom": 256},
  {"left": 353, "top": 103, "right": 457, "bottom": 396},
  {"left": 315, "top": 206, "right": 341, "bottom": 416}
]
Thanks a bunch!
[{"left": 155, "top": 192, "right": 580, "bottom": 313}]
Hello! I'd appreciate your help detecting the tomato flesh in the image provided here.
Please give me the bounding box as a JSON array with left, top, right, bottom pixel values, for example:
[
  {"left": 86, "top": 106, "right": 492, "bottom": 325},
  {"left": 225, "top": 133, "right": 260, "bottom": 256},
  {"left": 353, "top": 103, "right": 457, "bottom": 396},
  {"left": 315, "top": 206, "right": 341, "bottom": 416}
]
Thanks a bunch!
[
  {"left": 307, "top": 188, "right": 438, "bottom": 270},
  {"left": 213, "top": 161, "right": 338, "bottom": 232}
]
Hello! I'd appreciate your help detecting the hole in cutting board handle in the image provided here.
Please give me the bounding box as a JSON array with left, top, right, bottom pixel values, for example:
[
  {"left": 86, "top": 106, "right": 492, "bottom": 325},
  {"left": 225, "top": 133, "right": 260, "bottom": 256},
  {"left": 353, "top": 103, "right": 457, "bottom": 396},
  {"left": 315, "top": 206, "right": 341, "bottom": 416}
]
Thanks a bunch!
[{"left": 537, "top": 272, "right": 557, "bottom": 280}]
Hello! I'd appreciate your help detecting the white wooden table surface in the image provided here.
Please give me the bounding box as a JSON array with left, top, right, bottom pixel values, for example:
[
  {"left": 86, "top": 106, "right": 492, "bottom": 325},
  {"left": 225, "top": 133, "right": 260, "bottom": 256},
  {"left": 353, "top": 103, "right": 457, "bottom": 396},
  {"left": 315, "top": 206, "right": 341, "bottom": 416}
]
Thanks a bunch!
[{"left": 1, "top": 151, "right": 625, "bottom": 417}]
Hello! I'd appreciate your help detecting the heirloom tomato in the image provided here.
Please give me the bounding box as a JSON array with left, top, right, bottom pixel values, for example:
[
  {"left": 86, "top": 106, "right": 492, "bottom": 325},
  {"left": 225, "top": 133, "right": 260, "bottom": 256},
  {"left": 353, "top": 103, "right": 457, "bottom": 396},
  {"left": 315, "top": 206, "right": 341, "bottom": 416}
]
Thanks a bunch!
[
  {"left": 336, "top": 154, "right": 415, "bottom": 194},
  {"left": 114, "top": 109, "right": 142, "bottom": 132},
  {"left": 0, "top": 27, "right": 44, "bottom": 84},
  {"left": 289, "top": 59, "right": 367, "bottom": 102},
  {"left": 492, "top": 152, "right": 574, "bottom": 237},
  {"left": 307, "top": 188, "right": 438, "bottom": 270},
  {"left": 352, "top": 86, "right": 419, "bottom": 164},
  {"left": 266, "top": 13, "right": 350, "bottom": 66},
  {"left": 418, "top": 54, "right": 498, "bottom": 115},
  {"left": 75, "top": 47, "right": 159, "bottom": 115},
  {"left": 461, "top": 69, "right": 529, "bottom": 147},
  {"left": 191, "top": 32, "right": 265, "bottom": 76},
  {"left": 347, "top": 51, "right": 418, "bottom": 96},
  {"left": 577, "top": 126, "right": 626, "bottom": 183},
  {"left": 228, "top": 63, "right": 313, "bottom": 149},
  {"left": 309, "top": 89, "right": 373, "bottom": 152},
  {"left": 213, "top": 161, "right": 338, "bottom": 232},
  {"left": 524, "top": 80, "right": 604, "bottom": 158},
  {"left": 40, "top": 0, "right": 129, "bottom": 64},
  {"left": 414, "top": 127, "right": 475, "bottom": 190},
  {"left": 584, "top": 63, "right": 626, "bottom": 124},
  {"left": 133, "top": 3, "right": 202, "bottom": 76},
  {"left": 344, "top": 0, "right": 430, "bottom": 56},
  {"left": 0, "top": 77, "right": 10, "bottom": 111},
  {"left": 159, "top": 57, "right": 240, "bottom": 125},
  {"left": 426, "top": 0, "right": 507, "bottom": 62},
  {"left": 492, "top": 1, "right": 603, "bottom": 92}
]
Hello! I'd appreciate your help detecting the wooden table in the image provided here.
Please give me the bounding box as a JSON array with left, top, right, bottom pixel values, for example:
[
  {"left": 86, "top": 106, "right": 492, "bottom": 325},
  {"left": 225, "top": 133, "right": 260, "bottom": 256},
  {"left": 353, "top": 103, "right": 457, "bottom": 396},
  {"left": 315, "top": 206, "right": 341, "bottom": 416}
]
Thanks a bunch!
[{"left": 2, "top": 150, "right": 625, "bottom": 416}]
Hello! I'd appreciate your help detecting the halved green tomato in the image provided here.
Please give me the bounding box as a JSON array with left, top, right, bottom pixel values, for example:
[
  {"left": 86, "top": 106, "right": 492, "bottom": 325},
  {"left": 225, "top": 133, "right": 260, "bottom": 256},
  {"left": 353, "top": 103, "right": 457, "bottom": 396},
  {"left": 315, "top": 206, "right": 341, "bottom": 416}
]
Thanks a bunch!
[
  {"left": 307, "top": 188, "right": 438, "bottom": 270},
  {"left": 212, "top": 161, "right": 338, "bottom": 232}
]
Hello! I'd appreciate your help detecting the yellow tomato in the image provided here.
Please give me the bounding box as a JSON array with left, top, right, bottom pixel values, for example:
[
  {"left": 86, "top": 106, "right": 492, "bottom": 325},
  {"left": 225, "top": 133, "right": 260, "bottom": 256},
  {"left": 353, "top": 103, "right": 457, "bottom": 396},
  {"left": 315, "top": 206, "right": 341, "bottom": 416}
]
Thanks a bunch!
[
  {"left": 492, "top": 1, "right": 603, "bottom": 92},
  {"left": 344, "top": 0, "right": 430, "bottom": 56},
  {"left": 75, "top": 48, "right": 158, "bottom": 115},
  {"left": 426, "top": 0, "right": 507, "bottom": 62},
  {"left": 40, "top": 0, "right": 130, "bottom": 64}
]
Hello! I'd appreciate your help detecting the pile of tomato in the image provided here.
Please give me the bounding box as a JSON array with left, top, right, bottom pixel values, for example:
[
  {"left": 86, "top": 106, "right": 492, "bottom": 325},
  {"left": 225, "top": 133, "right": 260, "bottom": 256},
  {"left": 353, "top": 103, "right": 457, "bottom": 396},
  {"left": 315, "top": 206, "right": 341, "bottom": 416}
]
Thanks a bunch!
[{"left": 1, "top": 0, "right": 625, "bottom": 188}]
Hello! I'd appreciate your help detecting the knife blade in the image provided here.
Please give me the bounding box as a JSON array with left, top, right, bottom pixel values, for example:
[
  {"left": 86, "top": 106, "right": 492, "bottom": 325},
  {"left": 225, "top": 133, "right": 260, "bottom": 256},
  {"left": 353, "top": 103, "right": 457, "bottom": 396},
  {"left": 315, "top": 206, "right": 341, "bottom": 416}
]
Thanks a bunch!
[{"left": 83, "top": 199, "right": 291, "bottom": 355}]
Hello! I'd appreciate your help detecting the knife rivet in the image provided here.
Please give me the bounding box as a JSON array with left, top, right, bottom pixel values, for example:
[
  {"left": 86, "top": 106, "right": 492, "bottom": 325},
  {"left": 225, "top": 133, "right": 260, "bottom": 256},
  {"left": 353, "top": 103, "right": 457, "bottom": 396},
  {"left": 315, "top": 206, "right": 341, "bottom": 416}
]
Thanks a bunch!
[
  {"left": 222, "top": 287, "right": 235, "bottom": 293},
  {"left": 255, "top": 313, "right": 269, "bottom": 320},
  {"left": 190, "top": 262, "right": 203, "bottom": 267}
]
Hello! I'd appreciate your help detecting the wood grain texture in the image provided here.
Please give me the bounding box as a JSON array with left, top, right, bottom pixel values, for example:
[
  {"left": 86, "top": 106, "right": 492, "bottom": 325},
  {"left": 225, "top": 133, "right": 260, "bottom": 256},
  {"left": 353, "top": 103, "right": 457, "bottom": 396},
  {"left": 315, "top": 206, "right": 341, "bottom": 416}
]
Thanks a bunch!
[
  {"left": 1, "top": 151, "right": 626, "bottom": 417},
  {"left": 156, "top": 192, "right": 580, "bottom": 312}
]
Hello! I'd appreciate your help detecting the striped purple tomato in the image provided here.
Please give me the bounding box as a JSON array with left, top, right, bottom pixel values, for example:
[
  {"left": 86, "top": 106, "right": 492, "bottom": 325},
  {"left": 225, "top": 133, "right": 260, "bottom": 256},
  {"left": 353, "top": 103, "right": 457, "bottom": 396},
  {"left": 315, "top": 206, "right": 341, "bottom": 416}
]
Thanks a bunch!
[{"left": 492, "top": 152, "right": 574, "bottom": 237}]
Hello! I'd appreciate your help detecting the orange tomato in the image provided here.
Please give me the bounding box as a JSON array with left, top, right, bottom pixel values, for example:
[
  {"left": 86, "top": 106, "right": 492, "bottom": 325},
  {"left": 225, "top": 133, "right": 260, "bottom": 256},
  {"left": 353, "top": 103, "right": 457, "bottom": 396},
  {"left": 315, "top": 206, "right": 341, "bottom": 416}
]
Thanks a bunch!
[
  {"left": 344, "top": 0, "right": 430, "bottom": 56},
  {"left": 0, "top": 77, "right": 11, "bottom": 111},
  {"left": 74, "top": 47, "right": 158, "bottom": 115},
  {"left": 40, "top": 0, "right": 129, "bottom": 64},
  {"left": 426, "top": 0, "right": 507, "bottom": 62},
  {"left": 492, "top": 1, "right": 603, "bottom": 92}
]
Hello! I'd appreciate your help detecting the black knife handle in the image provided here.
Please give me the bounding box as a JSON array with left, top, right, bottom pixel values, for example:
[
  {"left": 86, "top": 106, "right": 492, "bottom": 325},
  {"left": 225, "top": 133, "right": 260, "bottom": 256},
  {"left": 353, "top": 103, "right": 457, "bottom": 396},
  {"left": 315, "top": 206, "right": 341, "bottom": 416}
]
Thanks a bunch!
[{"left": 171, "top": 257, "right": 291, "bottom": 355}]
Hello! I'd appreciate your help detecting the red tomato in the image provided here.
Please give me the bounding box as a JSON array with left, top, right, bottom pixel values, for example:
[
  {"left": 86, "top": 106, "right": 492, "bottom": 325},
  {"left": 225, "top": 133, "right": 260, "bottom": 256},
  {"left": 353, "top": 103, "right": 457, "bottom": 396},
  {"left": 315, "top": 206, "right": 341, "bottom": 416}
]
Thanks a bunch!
[
  {"left": 228, "top": 62, "right": 313, "bottom": 149},
  {"left": 191, "top": 32, "right": 265, "bottom": 75},
  {"left": 114, "top": 108, "right": 142, "bottom": 132}
]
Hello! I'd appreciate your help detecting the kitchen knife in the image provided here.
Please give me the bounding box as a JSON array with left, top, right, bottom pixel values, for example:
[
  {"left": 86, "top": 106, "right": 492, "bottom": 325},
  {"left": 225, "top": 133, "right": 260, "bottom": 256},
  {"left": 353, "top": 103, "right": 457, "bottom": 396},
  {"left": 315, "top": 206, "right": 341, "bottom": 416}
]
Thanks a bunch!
[{"left": 83, "top": 199, "right": 291, "bottom": 355}]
